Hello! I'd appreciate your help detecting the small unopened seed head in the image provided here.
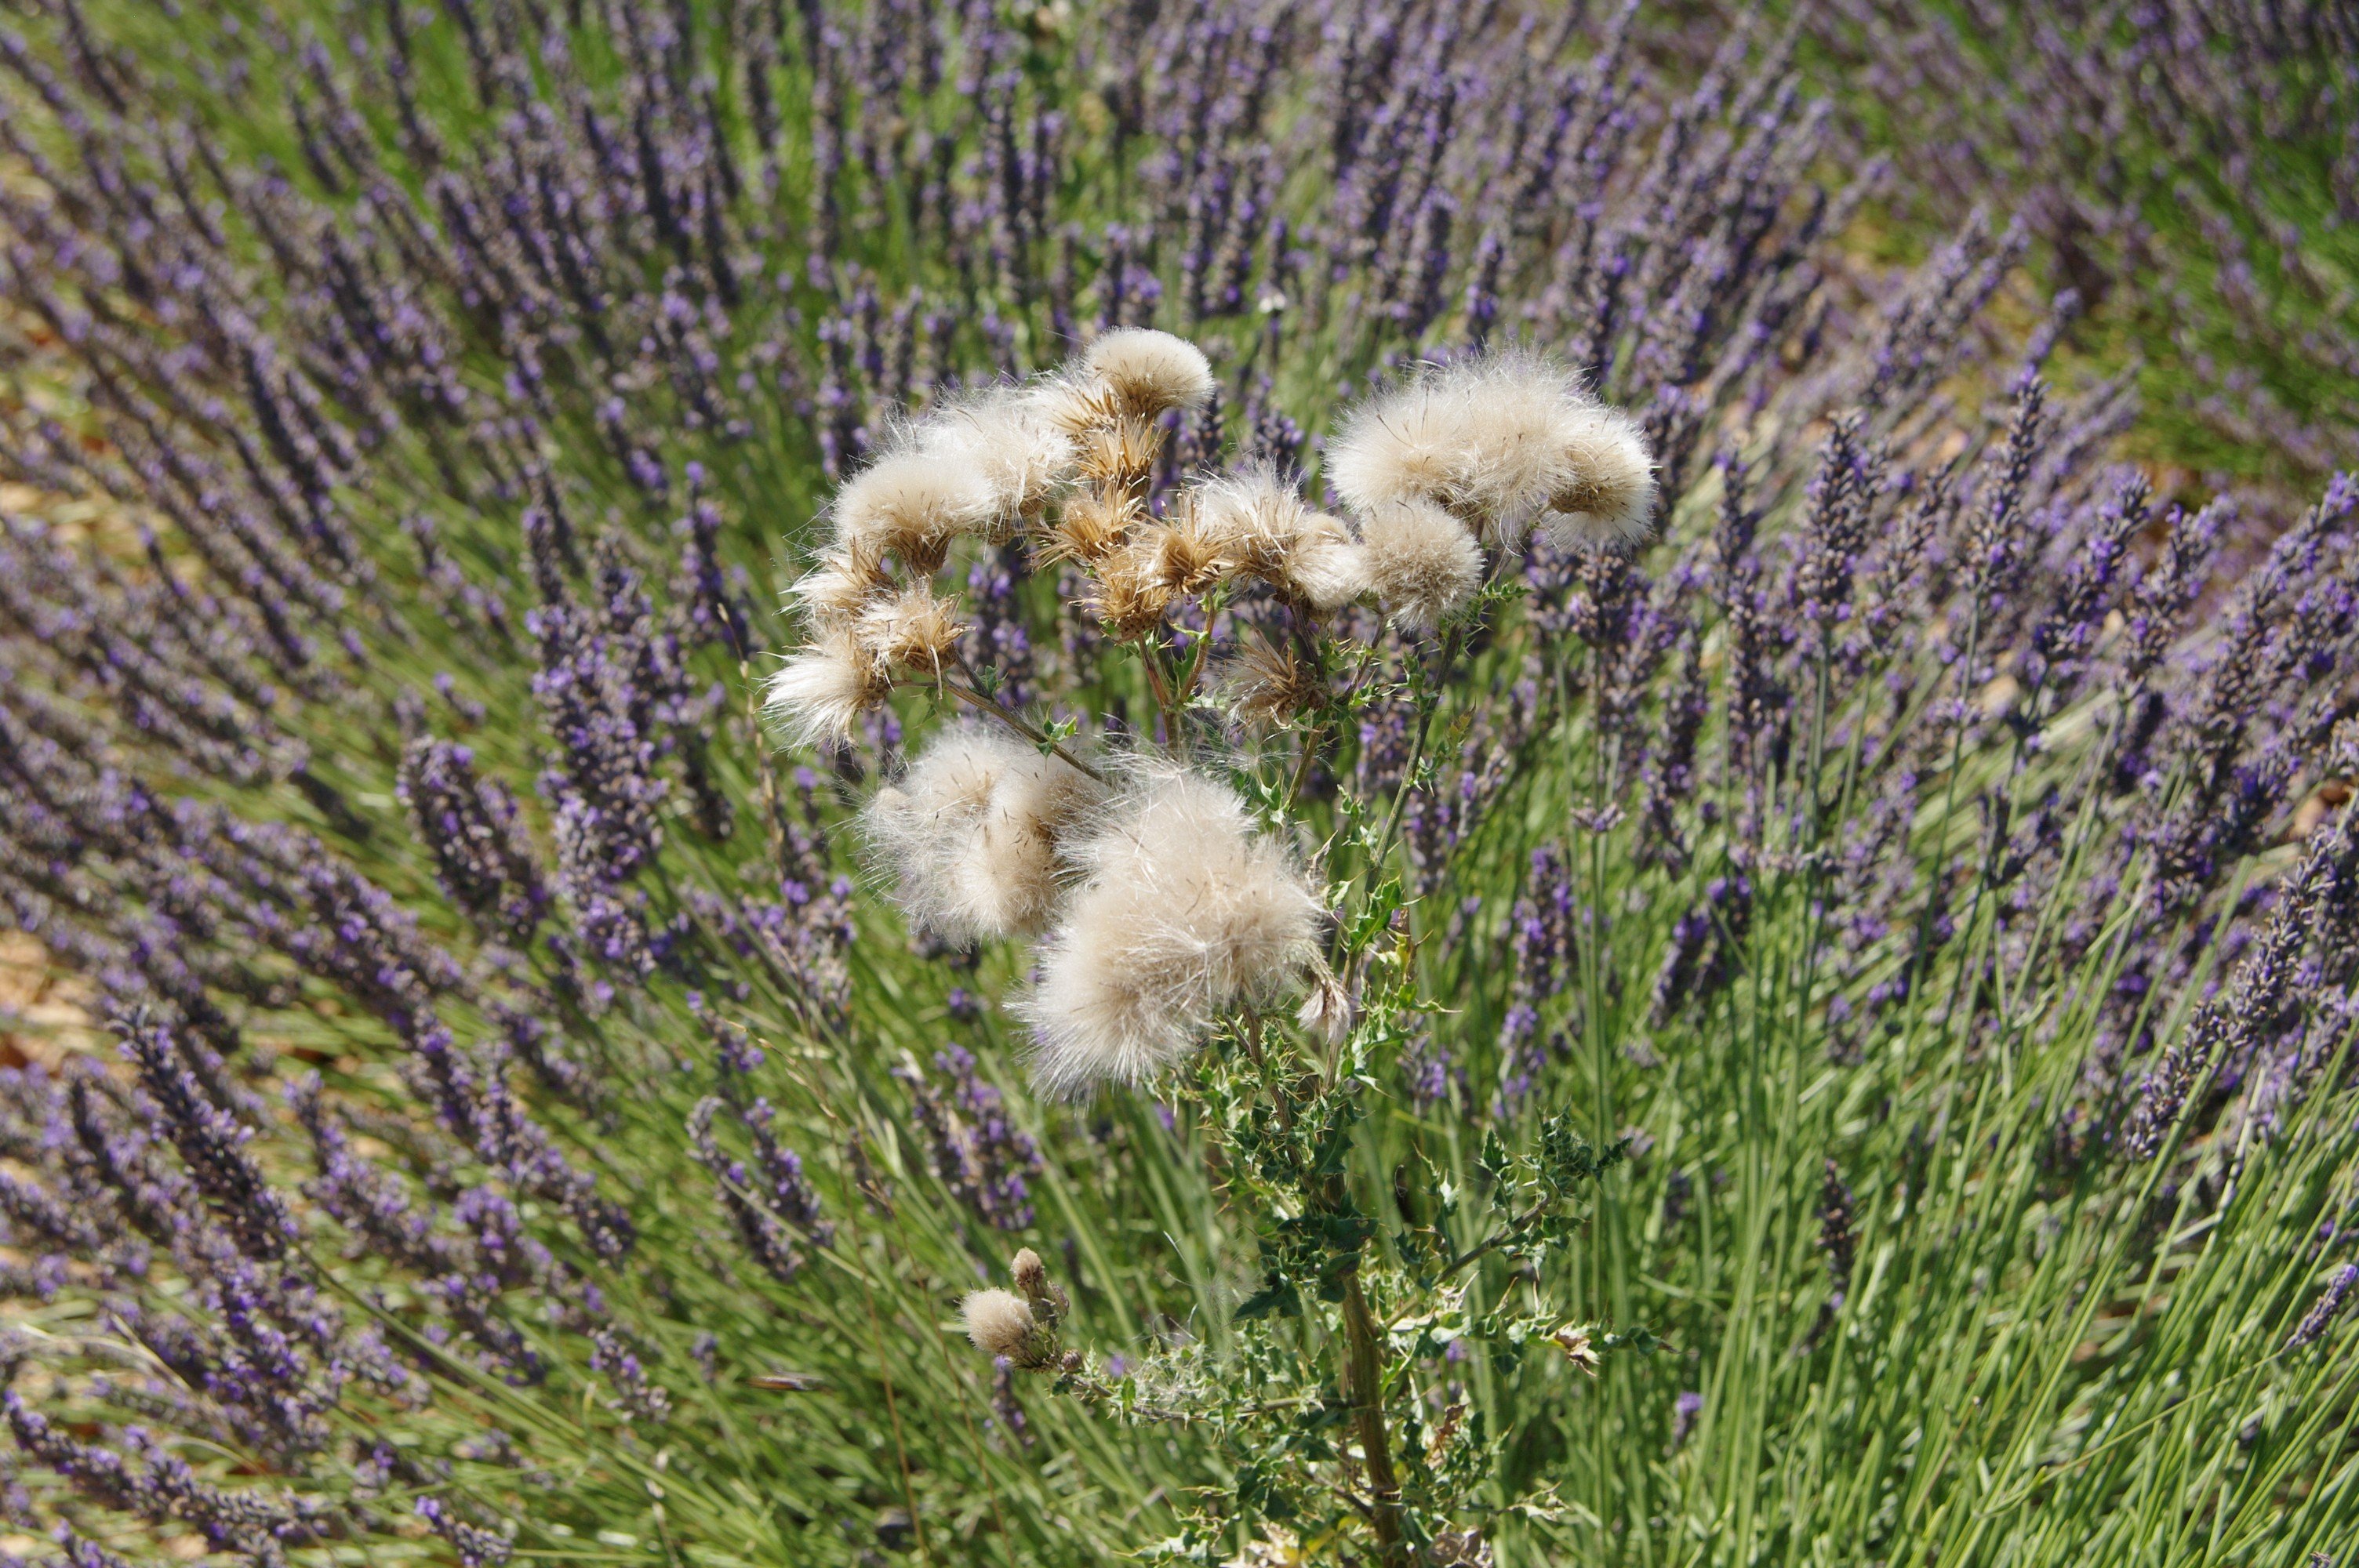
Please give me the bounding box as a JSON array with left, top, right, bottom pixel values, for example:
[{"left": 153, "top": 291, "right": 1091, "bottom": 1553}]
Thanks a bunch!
[
  {"left": 1081, "top": 328, "right": 1216, "bottom": 417},
  {"left": 1356, "top": 497, "right": 1484, "bottom": 629},
  {"left": 961, "top": 1288, "right": 1037, "bottom": 1359},
  {"left": 1010, "top": 1247, "right": 1049, "bottom": 1297}
]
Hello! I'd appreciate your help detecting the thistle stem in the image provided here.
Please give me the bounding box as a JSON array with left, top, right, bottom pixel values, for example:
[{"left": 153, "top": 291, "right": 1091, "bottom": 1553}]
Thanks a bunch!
[
  {"left": 1339, "top": 1268, "right": 1408, "bottom": 1566},
  {"left": 934, "top": 676, "right": 1110, "bottom": 783}
]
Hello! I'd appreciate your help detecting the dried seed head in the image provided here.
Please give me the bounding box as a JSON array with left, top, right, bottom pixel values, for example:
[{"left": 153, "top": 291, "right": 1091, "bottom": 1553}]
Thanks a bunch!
[
  {"left": 961, "top": 1288, "right": 1038, "bottom": 1359},
  {"left": 1140, "top": 516, "right": 1233, "bottom": 596},
  {"left": 1036, "top": 372, "right": 1128, "bottom": 437},
  {"left": 1276, "top": 511, "right": 1371, "bottom": 613},
  {"left": 918, "top": 387, "right": 1081, "bottom": 534},
  {"left": 1329, "top": 351, "right": 1651, "bottom": 546},
  {"left": 834, "top": 448, "right": 997, "bottom": 571},
  {"left": 1189, "top": 466, "right": 1309, "bottom": 573},
  {"left": 1081, "top": 327, "right": 1216, "bottom": 417},
  {"left": 1537, "top": 402, "right": 1657, "bottom": 549},
  {"left": 1021, "top": 766, "right": 1323, "bottom": 1098},
  {"left": 1187, "top": 468, "right": 1369, "bottom": 612},
  {"left": 1357, "top": 497, "right": 1484, "bottom": 629},
  {"left": 1220, "top": 639, "right": 1325, "bottom": 726},
  {"left": 1074, "top": 417, "right": 1167, "bottom": 491},
  {"left": 1089, "top": 543, "right": 1180, "bottom": 640},
  {"left": 1037, "top": 491, "right": 1139, "bottom": 565},
  {"left": 765, "top": 626, "right": 892, "bottom": 748},
  {"left": 1010, "top": 1247, "right": 1049, "bottom": 1297},
  {"left": 860, "top": 724, "right": 1102, "bottom": 943},
  {"left": 855, "top": 586, "right": 965, "bottom": 678},
  {"left": 790, "top": 550, "right": 896, "bottom": 631},
  {"left": 1296, "top": 962, "right": 1355, "bottom": 1044}
]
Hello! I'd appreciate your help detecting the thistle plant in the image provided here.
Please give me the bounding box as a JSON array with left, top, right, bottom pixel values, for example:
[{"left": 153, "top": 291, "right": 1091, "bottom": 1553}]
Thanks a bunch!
[
  {"left": 0, "top": 3, "right": 2355, "bottom": 1568},
  {"left": 768, "top": 329, "right": 1661, "bottom": 1558}
]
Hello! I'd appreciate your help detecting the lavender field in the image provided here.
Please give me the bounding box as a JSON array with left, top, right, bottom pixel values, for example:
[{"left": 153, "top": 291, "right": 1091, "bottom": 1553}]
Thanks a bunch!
[{"left": 0, "top": 2, "right": 2355, "bottom": 1565}]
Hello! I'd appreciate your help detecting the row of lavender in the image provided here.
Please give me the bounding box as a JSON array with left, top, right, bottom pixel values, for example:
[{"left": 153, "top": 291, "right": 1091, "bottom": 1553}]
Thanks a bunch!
[
  {"left": 0, "top": 0, "right": 2350, "bottom": 1561},
  {"left": 1811, "top": 0, "right": 2359, "bottom": 477}
]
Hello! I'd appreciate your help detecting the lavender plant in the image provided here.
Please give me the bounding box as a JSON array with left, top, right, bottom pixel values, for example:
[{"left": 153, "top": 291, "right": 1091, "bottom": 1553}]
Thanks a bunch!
[{"left": 0, "top": 2, "right": 2353, "bottom": 1566}]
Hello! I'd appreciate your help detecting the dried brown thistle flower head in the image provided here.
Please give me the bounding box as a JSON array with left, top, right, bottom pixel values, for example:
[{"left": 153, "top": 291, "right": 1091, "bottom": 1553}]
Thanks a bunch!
[
  {"left": 1219, "top": 639, "right": 1325, "bottom": 727},
  {"left": 1088, "top": 542, "right": 1182, "bottom": 640},
  {"left": 1038, "top": 490, "right": 1140, "bottom": 566},
  {"left": 854, "top": 585, "right": 964, "bottom": 679}
]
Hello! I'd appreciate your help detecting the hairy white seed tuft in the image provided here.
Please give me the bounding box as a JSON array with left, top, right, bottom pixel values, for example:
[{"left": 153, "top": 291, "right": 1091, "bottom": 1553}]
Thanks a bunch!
[
  {"left": 1081, "top": 328, "right": 1216, "bottom": 416},
  {"left": 1188, "top": 466, "right": 1369, "bottom": 612},
  {"left": 1021, "top": 766, "right": 1321, "bottom": 1098},
  {"left": 1281, "top": 511, "right": 1372, "bottom": 612},
  {"left": 861, "top": 725, "right": 1101, "bottom": 944},
  {"left": 1536, "top": 402, "right": 1657, "bottom": 549},
  {"left": 1328, "top": 351, "right": 1654, "bottom": 546},
  {"left": 831, "top": 448, "right": 998, "bottom": 569},
  {"left": 961, "top": 1288, "right": 1037, "bottom": 1359},
  {"left": 853, "top": 585, "right": 965, "bottom": 678},
  {"left": 1356, "top": 498, "right": 1484, "bottom": 629},
  {"left": 787, "top": 550, "right": 893, "bottom": 631},
  {"left": 765, "top": 626, "right": 889, "bottom": 749},
  {"left": 914, "top": 386, "right": 1081, "bottom": 534}
]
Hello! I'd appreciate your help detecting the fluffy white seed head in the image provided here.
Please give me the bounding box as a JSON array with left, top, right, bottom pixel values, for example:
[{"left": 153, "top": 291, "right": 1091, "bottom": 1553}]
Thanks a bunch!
[
  {"left": 961, "top": 1288, "right": 1037, "bottom": 1359},
  {"left": 787, "top": 550, "right": 894, "bottom": 632},
  {"left": 1020, "top": 767, "right": 1322, "bottom": 1098},
  {"left": 1326, "top": 375, "right": 1474, "bottom": 520},
  {"left": 1536, "top": 402, "right": 1657, "bottom": 550},
  {"left": 1080, "top": 328, "right": 1216, "bottom": 417},
  {"left": 1188, "top": 467, "right": 1369, "bottom": 612},
  {"left": 1281, "top": 511, "right": 1372, "bottom": 613},
  {"left": 832, "top": 448, "right": 997, "bottom": 569},
  {"left": 765, "top": 626, "right": 889, "bottom": 749},
  {"left": 861, "top": 725, "right": 1102, "bottom": 945},
  {"left": 915, "top": 387, "right": 1080, "bottom": 534},
  {"left": 1190, "top": 465, "right": 1309, "bottom": 561},
  {"left": 1328, "top": 352, "right": 1652, "bottom": 546},
  {"left": 1356, "top": 497, "right": 1484, "bottom": 629}
]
